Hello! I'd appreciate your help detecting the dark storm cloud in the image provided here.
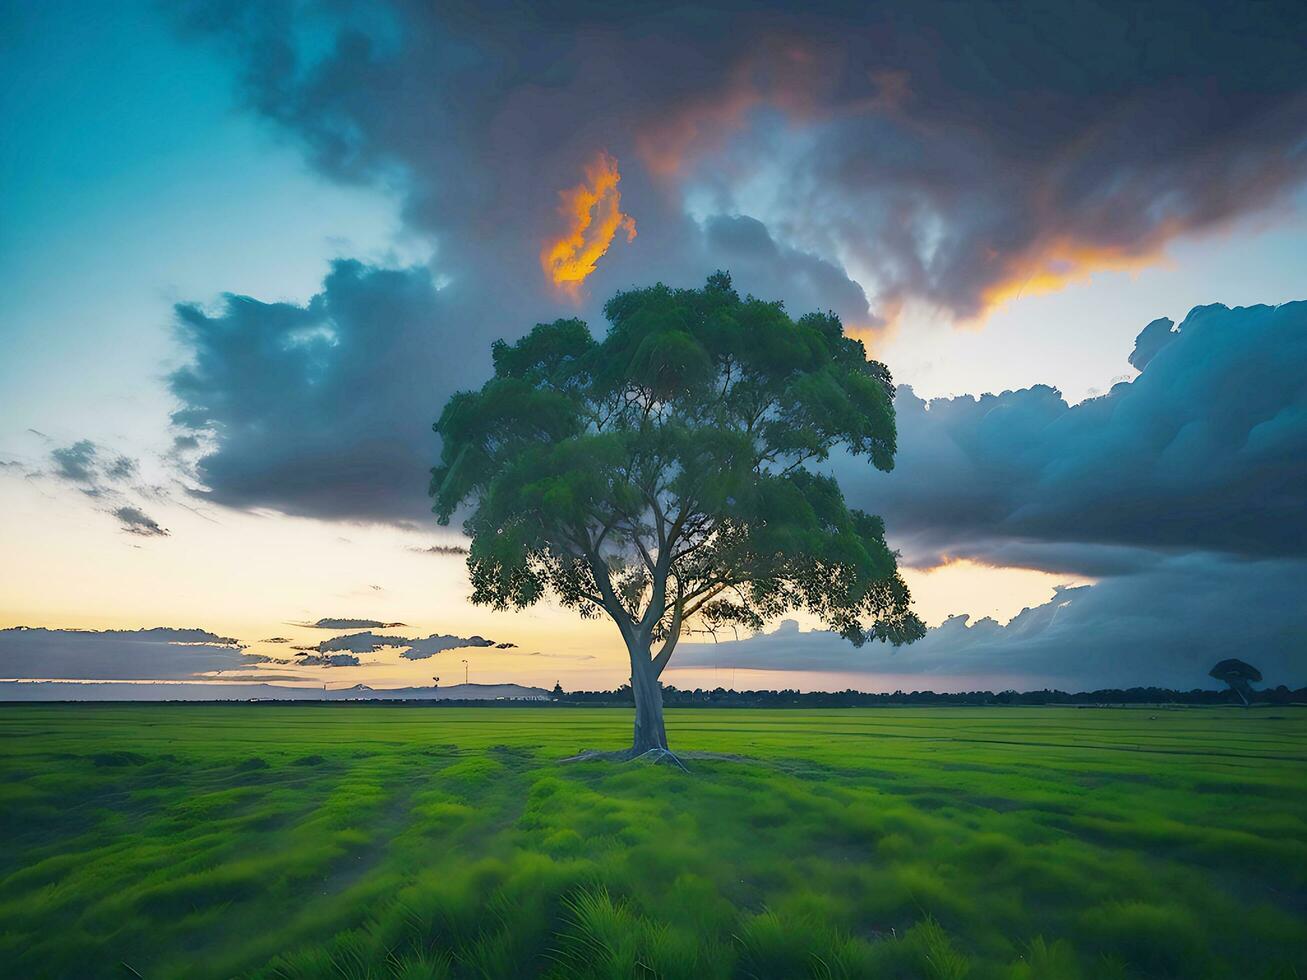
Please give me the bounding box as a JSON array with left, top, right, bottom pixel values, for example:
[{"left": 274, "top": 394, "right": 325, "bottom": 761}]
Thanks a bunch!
[
  {"left": 673, "top": 555, "right": 1307, "bottom": 690},
  {"left": 169, "top": 260, "right": 489, "bottom": 522},
  {"left": 158, "top": 0, "right": 1307, "bottom": 529},
  {"left": 164, "top": 0, "right": 1307, "bottom": 527},
  {"left": 841, "top": 301, "right": 1307, "bottom": 564},
  {"left": 699, "top": 215, "right": 873, "bottom": 327},
  {"left": 174, "top": 0, "right": 1307, "bottom": 320},
  {"left": 0, "top": 626, "right": 256, "bottom": 681},
  {"left": 167, "top": 256, "right": 871, "bottom": 525}
]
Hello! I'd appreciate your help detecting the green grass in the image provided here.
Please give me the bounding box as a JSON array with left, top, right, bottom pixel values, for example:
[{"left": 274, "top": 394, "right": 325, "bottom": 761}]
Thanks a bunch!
[{"left": 1, "top": 705, "right": 1304, "bottom": 979}]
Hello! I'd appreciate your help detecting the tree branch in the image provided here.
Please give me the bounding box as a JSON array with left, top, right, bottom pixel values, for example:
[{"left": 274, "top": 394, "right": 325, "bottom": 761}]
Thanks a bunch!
[
  {"left": 575, "top": 526, "right": 635, "bottom": 637},
  {"left": 682, "top": 582, "right": 730, "bottom": 621},
  {"left": 651, "top": 586, "right": 684, "bottom": 677},
  {"left": 631, "top": 530, "right": 658, "bottom": 576}
]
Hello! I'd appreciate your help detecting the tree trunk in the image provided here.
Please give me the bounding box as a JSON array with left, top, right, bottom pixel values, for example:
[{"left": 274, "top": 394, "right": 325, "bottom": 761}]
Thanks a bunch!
[
  {"left": 1232, "top": 679, "right": 1252, "bottom": 707},
  {"left": 630, "top": 654, "right": 669, "bottom": 754}
]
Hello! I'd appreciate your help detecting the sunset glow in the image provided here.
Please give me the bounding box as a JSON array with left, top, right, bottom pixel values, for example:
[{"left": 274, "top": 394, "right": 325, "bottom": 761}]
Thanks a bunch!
[
  {"left": 541, "top": 151, "right": 637, "bottom": 294},
  {"left": 972, "top": 237, "right": 1168, "bottom": 322}
]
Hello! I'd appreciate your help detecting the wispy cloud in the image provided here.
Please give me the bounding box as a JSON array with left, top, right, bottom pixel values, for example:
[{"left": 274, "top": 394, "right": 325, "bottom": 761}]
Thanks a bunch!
[
  {"left": 113, "top": 506, "right": 169, "bottom": 537},
  {"left": 294, "top": 618, "right": 408, "bottom": 630}
]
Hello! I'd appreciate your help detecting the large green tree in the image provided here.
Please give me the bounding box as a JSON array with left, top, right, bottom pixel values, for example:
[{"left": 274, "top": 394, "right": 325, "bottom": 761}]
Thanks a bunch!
[{"left": 431, "top": 273, "right": 924, "bottom": 756}]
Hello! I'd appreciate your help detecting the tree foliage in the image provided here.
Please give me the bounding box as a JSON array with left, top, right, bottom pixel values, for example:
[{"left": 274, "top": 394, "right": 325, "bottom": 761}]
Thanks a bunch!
[{"left": 431, "top": 273, "right": 924, "bottom": 688}]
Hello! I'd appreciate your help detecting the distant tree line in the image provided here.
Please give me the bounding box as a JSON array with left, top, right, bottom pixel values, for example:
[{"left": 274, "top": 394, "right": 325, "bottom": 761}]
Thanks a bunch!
[
  {"left": 548, "top": 682, "right": 1306, "bottom": 708},
  {"left": 177, "top": 681, "right": 1305, "bottom": 709}
]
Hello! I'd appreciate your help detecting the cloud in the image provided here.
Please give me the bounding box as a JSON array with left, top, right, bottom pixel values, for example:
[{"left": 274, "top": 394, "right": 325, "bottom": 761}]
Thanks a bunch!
[
  {"left": 541, "top": 150, "right": 637, "bottom": 295},
  {"left": 49, "top": 440, "right": 142, "bottom": 490},
  {"left": 37, "top": 440, "right": 174, "bottom": 538},
  {"left": 699, "top": 215, "right": 874, "bottom": 327},
  {"left": 0, "top": 626, "right": 255, "bottom": 681},
  {"left": 167, "top": 253, "right": 874, "bottom": 525},
  {"left": 159, "top": 2, "right": 1307, "bottom": 528},
  {"left": 294, "top": 652, "right": 361, "bottom": 667},
  {"left": 672, "top": 554, "right": 1307, "bottom": 690},
  {"left": 295, "top": 630, "right": 498, "bottom": 659},
  {"left": 173, "top": 1, "right": 1307, "bottom": 322},
  {"left": 297, "top": 618, "right": 407, "bottom": 630},
  {"left": 674, "top": 9, "right": 1307, "bottom": 320},
  {"left": 412, "top": 544, "right": 468, "bottom": 557},
  {"left": 673, "top": 300, "right": 1307, "bottom": 687},
  {"left": 839, "top": 301, "right": 1307, "bottom": 565},
  {"left": 50, "top": 441, "right": 99, "bottom": 483},
  {"left": 170, "top": 260, "right": 489, "bottom": 523},
  {"left": 113, "top": 506, "right": 169, "bottom": 537},
  {"left": 399, "top": 634, "right": 494, "bottom": 660},
  {"left": 306, "top": 631, "right": 409, "bottom": 654},
  {"left": 1128, "top": 317, "right": 1178, "bottom": 371},
  {"left": 0, "top": 621, "right": 499, "bottom": 684},
  {"left": 104, "top": 455, "right": 139, "bottom": 481}
]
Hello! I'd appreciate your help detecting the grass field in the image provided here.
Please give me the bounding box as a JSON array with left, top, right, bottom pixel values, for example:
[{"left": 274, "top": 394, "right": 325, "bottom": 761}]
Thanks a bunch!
[{"left": 1, "top": 705, "right": 1304, "bottom": 979}]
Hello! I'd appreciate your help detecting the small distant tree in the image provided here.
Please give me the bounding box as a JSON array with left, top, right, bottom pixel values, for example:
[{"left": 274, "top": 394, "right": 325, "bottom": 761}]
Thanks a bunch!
[
  {"left": 551, "top": 681, "right": 565, "bottom": 701},
  {"left": 1209, "top": 659, "right": 1262, "bottom": 706},
  {"left": 431, "top": 273, "right": 924, "bottom": 758}
]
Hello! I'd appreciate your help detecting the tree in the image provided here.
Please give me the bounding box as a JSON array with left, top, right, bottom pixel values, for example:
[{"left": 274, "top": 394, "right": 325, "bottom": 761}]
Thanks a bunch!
[
  {"left": 1209, "top": 659, "right": 1262, "bottom": 706},
  {"left": 431, "top": 273, "right": 925, "bottom": 757}
]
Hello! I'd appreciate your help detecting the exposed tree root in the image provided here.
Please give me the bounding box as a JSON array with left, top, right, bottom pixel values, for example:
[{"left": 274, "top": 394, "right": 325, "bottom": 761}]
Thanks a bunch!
[
  {"left": 560, "top": 747, "right": 691, "bottom": 771},
  {"left": 630, "top": 747, "right": 691, "bottom": 771},
  {"left": 559, "top": 748, "right": 630, "bottom": 764}
]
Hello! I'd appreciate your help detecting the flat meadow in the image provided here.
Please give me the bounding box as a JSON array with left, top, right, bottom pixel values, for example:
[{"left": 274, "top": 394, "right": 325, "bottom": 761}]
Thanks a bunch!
[{"left": 1, "top": 705, "right": 1304, "bottom": 979}]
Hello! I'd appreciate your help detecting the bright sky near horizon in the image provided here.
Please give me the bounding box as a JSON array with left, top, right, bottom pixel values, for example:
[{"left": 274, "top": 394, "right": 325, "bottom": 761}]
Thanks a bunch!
[{"left": 2, "top": 0, "right": 1305, "bottom": 695}]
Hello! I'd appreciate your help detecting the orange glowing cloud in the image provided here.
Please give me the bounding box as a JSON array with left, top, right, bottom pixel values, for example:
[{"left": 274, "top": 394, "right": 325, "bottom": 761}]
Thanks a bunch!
[
  {"left": 971, "top": 234, "right": 1174, "bottom": 323},
  {"left": 541, "top": 151, "right": 637, "bottom": 295}
]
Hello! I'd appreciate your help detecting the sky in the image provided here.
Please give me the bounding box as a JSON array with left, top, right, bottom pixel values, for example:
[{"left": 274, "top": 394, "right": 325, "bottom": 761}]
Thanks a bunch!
[{"left": 1, "top": 0, "right": 1305, "bottom": 696}]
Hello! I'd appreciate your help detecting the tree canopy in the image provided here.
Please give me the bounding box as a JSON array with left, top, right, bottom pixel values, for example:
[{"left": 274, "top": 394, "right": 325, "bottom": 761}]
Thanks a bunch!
[{"left": 431, "top": 272, "right": 924, "bottom": 752}]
